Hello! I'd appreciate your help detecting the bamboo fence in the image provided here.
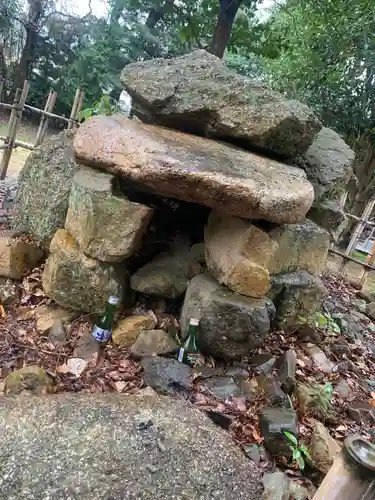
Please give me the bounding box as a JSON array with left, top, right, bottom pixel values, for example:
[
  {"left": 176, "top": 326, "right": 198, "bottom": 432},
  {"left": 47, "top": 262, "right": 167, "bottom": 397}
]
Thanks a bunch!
[
  {"left": 0, "top": 79, "right": 84, "bottom": 180},
  {"left": 330, "top": 196, "right": 375, "bottom": 287}
]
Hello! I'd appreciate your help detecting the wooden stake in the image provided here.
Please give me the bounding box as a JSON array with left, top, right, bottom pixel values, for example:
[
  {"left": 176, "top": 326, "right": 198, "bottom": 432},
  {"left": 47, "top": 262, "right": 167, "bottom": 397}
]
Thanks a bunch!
[
  {"left": 76, "top": 89, "right": 85, "bottom": 122},
  {"left": 0, "top": 80, "right": 29, "bottom": 179},
  {"left": 35, "top": 91, "right": 52, "bottom": 147},
  {"left": 0, "top": 88, "right": 21, "bottom": 180},
  {"left": 68, "top": 88, "right": 81, "bottom": 130},
  {"left": 344, "top": 199, "right": 375, "bottom": 256},
  {"left": 0, "top": 136, "right": 34, "bottom": 150},
  {"left": 34, "top": 91, "right": 57, "bottom": 147}
]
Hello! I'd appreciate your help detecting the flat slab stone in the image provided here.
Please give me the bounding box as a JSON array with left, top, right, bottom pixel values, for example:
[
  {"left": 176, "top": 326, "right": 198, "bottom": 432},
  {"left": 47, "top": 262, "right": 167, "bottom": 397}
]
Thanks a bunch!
[
  {"left": 74, "top": 116, "right": 315, "bottom": 224},
  {"left": 0, "top": 393, "right": 262, "bottom": 499}
]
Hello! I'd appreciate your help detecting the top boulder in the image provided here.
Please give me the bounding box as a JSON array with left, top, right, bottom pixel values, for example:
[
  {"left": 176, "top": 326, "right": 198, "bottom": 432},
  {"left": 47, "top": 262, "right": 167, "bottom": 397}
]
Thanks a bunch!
[{"left": 121, "top": 49, "right": 321, "bottom": 158}]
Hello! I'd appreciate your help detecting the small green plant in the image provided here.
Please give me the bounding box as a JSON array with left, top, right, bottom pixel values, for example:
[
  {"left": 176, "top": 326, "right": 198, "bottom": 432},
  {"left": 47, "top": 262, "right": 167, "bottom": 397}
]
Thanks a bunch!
[
  {"left": 78, "top": 94, "right": 120, "bottom": 121},
  {"left": 309, "top": 382, "right": 333, "bottom": 417},
  {"left": 297, "top": 310, "right": 341, "bottom": 335},
  {"left": 283, "top": 431, "right": 312, "bottom": 470}
]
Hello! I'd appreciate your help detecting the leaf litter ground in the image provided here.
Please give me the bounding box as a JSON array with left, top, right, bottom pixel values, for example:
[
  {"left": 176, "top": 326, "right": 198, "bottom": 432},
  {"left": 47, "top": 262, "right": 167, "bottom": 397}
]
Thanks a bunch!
[{"left": 0, "top": 266, "right": 374, "bottom": 491}]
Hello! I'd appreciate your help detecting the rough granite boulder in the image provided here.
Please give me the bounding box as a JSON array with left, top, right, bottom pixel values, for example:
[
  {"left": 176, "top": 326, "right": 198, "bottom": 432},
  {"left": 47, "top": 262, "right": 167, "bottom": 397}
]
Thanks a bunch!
[
  {"left": 268, "top": 271, "right": 328, "bottom": 330},
  {"left": 121, "top": 49, "right": 321, "bottom": 158},
  {"left": 4, "top": 365, "right": 54, "bottom": 395},
  {"left": 303, "top": 127, "right": 354, "bottom": 202},
  {"left": 310, "top": 421, "right": 341, "bottom": 474},
  {"left": 0, "top": 231, "right": 43, "bottom": 279},
  {"left": 131, "top": 329, "right": 178, "bottom": 359},
  {"left": 112, "top": 315, "right": 157, "bottom": 347},
  {"left": 65, "top": 167, "right": 153, "bottom": 262},
  {"left": 308, "top": 200, "right": 347, "bottom": 242},
  {"left": 0, "top": 393, "right": 263, "bottom": 499},
  {"left": 12, "top": 130, "right": 79, "bottom": 246},
  {"left": 180, "top": 272, "right": 275, "bottom": 360},
  {"left": 74, "top": 115, "right": 315, "bottom": 224},
  {"left": 42, "top": 229, "right": 127, "bottom": 313},
  {"left": 268, "top": 219, "right": 330, "bottom": 276},
  {"left": 204, "top": 211, "right": 277, "bottom": 298},
  {"left": 300, "top": 127, "right": 354, "bottom": 238},
  {"left": 131, "top": 244, "right": 202, "bottom": 299}
]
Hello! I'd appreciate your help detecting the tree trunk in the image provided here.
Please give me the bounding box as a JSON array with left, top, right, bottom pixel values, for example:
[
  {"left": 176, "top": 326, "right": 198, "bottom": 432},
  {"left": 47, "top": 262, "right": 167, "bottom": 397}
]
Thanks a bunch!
[
  {"left": 143, "top": 0, "right": 175, "bottom": 57},
  {"left": 12, "top": 0, "right": 44, "bottom": 93},
  {"left": 146, "top": 0, "right": 175, "bottom": 29},
  {"left": 210, "top": 0, "right": 242, "bottom": 58}
]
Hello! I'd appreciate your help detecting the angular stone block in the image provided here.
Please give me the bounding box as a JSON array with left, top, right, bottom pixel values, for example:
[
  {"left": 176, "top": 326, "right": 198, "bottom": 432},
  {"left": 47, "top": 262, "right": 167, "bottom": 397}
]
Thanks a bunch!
[
  {"left": 180, "top": 272, "right": 274, "bottom": 360},
  {"left": 0, "top": 231, "right": 43, "bottom": 279},
  {"left": 65, "top": 167, "right": 153, "bottom": 262},
  {"left": 74, "top": 115, "right": 315, "bottom": 224},
  {"left": 269, "top": 271, "right": 328, "bottom": 330},
  {"left": 205, "top": 211, "right": 278, "bottom": 298},
  {"left": 268, "top": 220, "right": 330, "bottom": 276},
  {"left": 42, "top": 229, "right": 127, "bottom": 313}
]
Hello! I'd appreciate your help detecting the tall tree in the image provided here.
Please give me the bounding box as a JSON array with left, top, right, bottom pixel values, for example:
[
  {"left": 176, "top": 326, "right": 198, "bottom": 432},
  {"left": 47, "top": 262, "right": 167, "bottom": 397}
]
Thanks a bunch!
[
  {"left": 11, "top": 0, "right": 52, "bottom": 93},
  {"left": 261, "top": 0, "right": 375, "bottom": 221},
  {"left": 210, "top": 0, "right": 243, "bottom": 57}
]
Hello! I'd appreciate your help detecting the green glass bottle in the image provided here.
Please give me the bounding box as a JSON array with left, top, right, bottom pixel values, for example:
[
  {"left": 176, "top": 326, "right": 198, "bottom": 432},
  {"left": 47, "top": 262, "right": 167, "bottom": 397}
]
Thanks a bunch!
[
  {"left": 91, "top": 296, "right": 119, "bottom": 343},
  {"left": 177, "top": 318, "right": 204, "bottom": 366}
]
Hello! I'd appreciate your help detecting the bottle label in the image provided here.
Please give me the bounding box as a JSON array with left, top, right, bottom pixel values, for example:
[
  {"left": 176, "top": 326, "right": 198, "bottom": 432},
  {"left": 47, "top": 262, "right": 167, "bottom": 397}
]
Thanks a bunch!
[
  {"left": 177, "top": 347, "right": 185, "bottom": 363},
  {"left": 108, "top": 296, "right": 119, "bottom": 305},
  {"left": 186, "top": 352, "right": 204, "bottom": 366},
  {"left": 92, "top": 325, "right": 111, "bottom": 343}
]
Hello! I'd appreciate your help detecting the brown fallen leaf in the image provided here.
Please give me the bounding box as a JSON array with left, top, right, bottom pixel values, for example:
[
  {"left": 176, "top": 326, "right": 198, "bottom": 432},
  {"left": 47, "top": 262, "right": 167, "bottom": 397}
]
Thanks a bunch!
[
  {"left": 114, "top": 381, "right": 126, "bottom": 392},
  {"left": 335, "top": 424, "right": 347, "bottom": 432},
  {"left": 56, "top": 358, "right": 88, "bottom": 377}
]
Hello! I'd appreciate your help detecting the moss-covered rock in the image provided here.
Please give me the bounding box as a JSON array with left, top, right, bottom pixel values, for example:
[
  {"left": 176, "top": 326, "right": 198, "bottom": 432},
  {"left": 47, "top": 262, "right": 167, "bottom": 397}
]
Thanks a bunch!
[
  {"left": 5, "top": 365, "right": 54, "bottom": 395},
  {"left": 12, "top": 131, "right": 80, "bottom": 247},
  {"left": 65, "top": 167, "right": 153, "bottom": 262},
  {"left": 121, "top": 50, "right": 321, "bottom": 158},
  {"left": 42, "top": 229, "right": 128, "bottom": 313},
  {"left": 0, "top": 231, "right": 43, "bottom": 279}
]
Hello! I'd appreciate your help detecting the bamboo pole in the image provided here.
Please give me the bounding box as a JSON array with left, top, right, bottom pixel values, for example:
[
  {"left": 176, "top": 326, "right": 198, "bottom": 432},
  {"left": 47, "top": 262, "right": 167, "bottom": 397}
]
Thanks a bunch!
[
  {"left": 344, "top": 199, "right": 375, "bottom": 257},
  {"left": 0, "top": 80, "right": 30, "bottom": 179},
  {"left": 329, "top": 247, "right": 375, "bottom": 271},
  {"left": 23, "top": 102, "right": 70, "bottom": 122},
  {"left": 0, "top": 136, "right": 34, "bottom": 150},
  {"left": 340, "top": 190, "right": 348, "bottom": 209},
  {"left": 68, "top": 88, "right": 81, "bottom": 130},
  {"left": 34, "top": 90, "right": 57, "bottom": 147},
  {"left": 0, "top": 79, "right": 4, "bottom": 102},
  {"left": 344, "top": 213, "right": 375, "bottom": 225},
  {"left": 76, "top": 89, "right": 85, "bottom": 121},
  {"left": 358, "top": 236, "right": 375, "bottom": 287},
  {"left": 34, "top": 91, "right": 52, "bottom": 147},
  {"left": 0, "top": 102, "right": 13, "bottom": 111},
  {"left": 0, "top": 88, "right": 22, "bottom": 180}
]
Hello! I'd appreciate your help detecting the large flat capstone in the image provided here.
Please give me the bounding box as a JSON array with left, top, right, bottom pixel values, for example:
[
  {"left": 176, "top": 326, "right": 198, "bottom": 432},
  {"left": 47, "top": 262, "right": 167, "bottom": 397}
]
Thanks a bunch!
[
  {"left": 120, "top": 49, "right": 321, "bottom": 158},
  {"left": 74, "top": 115, "right": 315, "bottom": 224},
  {"left": 0, "top": 393, "right": 262, "bottom": 499}
]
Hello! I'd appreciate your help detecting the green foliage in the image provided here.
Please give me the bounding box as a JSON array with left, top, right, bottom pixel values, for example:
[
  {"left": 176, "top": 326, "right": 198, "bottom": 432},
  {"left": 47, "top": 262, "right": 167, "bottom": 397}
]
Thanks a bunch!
[
  {"left": 78, "top": 94, "right": 120, "bottom": 121},
  {"left": 301, "top": 382, "right": 334, "bottom": 420},
  {"left": 260, "top": 0, "right": 375, "bottom": 144},
  {"left": 297, "top": 311, "right": 341, "bottom": 336},
  {"left": 0, "top": 0, "right": 267, "bottom": 116},
  {"left": 310, "top": 383, "right": 333, "bottom": 418},
  {"left": 283, "top": 432, "right": 312, "bottom": 470}
]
